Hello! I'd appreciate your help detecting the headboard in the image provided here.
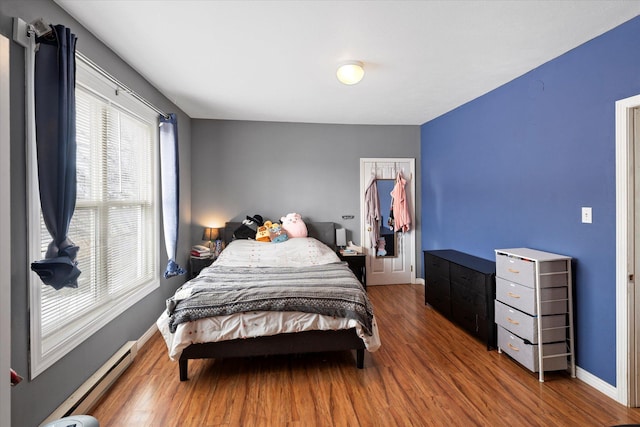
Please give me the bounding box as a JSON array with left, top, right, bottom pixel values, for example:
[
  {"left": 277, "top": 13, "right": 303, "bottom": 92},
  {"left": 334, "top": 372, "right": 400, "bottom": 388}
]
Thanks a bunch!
[{"left": 223, "top": 221, "right": 337, "bottom": 250}]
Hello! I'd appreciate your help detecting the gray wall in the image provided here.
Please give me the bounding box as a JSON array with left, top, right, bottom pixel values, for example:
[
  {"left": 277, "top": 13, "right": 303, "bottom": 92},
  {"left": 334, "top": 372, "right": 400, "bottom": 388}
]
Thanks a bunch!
[
  {"left": 1, "top": 1, "right": 192, "bottom": 426},
  {"left": 190, "top": 119, "right": 421, "bottom": 271}
]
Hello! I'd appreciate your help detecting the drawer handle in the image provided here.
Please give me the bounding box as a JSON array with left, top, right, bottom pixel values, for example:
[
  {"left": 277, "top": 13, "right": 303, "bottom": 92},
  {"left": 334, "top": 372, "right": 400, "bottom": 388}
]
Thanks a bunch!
[
  {"left": 507, "top": 343, "right": 520, "bottom": 352},
  {"left": 506, "top": 317, "right": 520, "bottom": 325},
  {"left": 508, "top": 268, "right": 520, "bottom": 274},
  {"left": 507, "top": 292, "right": 521, "bottom": 299}
]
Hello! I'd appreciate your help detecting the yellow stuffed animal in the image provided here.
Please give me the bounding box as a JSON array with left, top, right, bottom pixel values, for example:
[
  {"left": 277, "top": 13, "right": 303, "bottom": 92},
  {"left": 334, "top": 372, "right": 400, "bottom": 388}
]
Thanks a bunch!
[{"left": 256, "top": 221, "right": 272, "bottom": 242}]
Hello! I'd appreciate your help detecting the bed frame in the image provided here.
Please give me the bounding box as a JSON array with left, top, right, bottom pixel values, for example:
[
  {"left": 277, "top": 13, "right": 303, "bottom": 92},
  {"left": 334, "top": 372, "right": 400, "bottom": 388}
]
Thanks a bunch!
[{"left": 178, "top": 221, "right": 366, "bottom": 381}]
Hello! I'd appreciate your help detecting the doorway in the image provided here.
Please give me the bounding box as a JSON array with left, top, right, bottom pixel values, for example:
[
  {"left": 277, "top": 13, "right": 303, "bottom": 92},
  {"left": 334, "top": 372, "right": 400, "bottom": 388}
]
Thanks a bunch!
[
  {"left": 615, "top": 94, "right": 640, "bottom": 406},
  {"left": 634, "top": 106, "right": 640, "bottom": 407},
  {"left": 359, "top": 158, "right": 416, "bottom": 285}
]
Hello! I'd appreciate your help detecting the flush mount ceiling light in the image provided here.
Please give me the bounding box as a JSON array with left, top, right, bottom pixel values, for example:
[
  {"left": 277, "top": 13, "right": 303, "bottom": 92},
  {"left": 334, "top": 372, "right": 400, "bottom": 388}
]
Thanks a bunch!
[{"left": 336, "top": 60, "right": 365, "bottom": 85}]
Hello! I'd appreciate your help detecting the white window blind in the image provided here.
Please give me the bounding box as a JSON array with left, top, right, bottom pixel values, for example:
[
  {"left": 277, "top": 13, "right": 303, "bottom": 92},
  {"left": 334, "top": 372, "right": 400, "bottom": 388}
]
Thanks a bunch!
[{"left": 30, "top": 59, "right": 160, "bottom": 377}]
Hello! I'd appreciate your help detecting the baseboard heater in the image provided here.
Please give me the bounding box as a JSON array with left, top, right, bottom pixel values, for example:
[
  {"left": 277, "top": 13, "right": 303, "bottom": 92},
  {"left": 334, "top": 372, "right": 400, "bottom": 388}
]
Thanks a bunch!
[{"left": 40, "top": 341, "right": 137, "bottom": 426}]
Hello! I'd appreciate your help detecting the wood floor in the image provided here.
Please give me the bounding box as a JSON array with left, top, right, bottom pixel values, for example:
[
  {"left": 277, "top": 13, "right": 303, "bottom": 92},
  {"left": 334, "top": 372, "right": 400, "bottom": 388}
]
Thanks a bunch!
[{"left": 90, "top": 284, "right": 640, "bottom": 426}]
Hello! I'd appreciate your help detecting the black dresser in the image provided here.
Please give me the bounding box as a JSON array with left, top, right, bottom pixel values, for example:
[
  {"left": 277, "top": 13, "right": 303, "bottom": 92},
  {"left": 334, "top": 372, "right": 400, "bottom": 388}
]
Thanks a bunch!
[{"left": 424, "top": 250, "right": 496, "bottom": 350}]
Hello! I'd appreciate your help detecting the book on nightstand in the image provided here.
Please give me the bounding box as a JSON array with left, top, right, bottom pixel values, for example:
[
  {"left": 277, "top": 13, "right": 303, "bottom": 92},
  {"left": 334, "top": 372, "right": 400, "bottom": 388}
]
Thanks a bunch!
[
  {"left": 340, "top": 249, "right": 357, "bottom": 255},
  {"left": 339, "top": 241, "right": 363, "bottom": 256},
  {"left": 190, "top": 245, "right": 212, "bottom": 258}
]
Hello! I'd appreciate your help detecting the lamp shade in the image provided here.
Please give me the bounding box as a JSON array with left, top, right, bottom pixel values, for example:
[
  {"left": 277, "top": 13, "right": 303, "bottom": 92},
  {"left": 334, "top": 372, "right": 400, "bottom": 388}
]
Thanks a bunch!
[
  {"left": 202, "top": 227, "right": 219, "bottom": 241},
  {"left": 336, "top": 228, "right": 347, "bottom": 247},
  {"left": 336, "top": 61, "right": 365, "bottom": 85}
]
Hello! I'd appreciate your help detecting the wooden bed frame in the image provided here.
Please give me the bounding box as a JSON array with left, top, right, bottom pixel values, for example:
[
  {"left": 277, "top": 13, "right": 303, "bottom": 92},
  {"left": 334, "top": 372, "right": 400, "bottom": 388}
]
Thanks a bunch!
[{"left": 178, "top": 221, "right": 366, "bottom": 381}]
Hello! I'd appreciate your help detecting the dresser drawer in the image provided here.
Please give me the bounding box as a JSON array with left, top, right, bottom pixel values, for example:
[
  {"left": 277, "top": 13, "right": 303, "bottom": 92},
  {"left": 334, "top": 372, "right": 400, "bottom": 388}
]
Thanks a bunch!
[
  {"left": 496, "top": 252, "right": 536, "bottom": 287},
  {"left": 497, "top": 326, "right": 568, "bottom": 372},
  {"left": 450, "top": 263, "right": 490, "bottom": 293},
  {"left": 495, "top": 301, "right": 567, "bottom": 344},
  {"left": 496, "top": 252, "right": 569, "bottom": 288},
  {"left": 496, "top": 277, "right": 567, "bottom": 315},
  {"left": 451, "top": 308, "right": 490, "bottom": 341},
  {"left": 424, "top": 252, "right": 450, "bottom": 281},
  {"left": 425, "top": 282, "right": 451, "bottom": 318},
  {"left": 452, "top": 286, "right": 487, "bottom": 318}
]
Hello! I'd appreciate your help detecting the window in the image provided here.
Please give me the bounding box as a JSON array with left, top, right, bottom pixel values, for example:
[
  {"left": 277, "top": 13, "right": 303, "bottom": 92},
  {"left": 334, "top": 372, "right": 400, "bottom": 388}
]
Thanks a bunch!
[{"left": 29, "top": 59, "right": 160, "bottom": 377}]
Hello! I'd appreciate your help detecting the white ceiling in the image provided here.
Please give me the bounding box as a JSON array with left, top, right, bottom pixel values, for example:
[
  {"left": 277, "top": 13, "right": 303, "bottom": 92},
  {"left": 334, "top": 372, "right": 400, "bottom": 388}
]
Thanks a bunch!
[{"left": 54, "top": 0, "right": 640, "bottom": 125}]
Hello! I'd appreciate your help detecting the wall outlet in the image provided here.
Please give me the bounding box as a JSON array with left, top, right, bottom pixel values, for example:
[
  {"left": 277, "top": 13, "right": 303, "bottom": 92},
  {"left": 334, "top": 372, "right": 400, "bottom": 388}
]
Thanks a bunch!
[{"left": 582, "top": 207, "right": 592, "bottom": 224}]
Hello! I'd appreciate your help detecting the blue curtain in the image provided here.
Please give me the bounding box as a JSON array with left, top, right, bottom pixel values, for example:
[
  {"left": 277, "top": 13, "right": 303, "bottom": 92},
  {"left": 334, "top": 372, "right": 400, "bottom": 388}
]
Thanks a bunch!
[
  {"left": 30, "top": 25, "right": 81, "bottom": 290},
  {"left": 160, "top": 113, "right": 185, "bottom": 279}
]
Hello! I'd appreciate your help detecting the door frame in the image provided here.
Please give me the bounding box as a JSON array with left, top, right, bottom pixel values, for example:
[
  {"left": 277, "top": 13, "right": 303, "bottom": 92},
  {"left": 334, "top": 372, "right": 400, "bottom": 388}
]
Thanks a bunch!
[
  {"left": 0, "top": 33, "right": 11, "bottom": 426},
  {"left": 615, "top": 93, "right": 640, "bottom": 406},
  {"left": 359, "top": 157, "right": 416, "bottom": 285}
]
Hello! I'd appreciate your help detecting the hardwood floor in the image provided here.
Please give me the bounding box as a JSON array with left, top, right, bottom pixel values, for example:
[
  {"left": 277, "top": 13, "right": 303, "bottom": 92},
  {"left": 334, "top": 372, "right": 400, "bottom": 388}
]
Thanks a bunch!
[{"left": 90, "top": 284, "right": 640, "bottom": 426}]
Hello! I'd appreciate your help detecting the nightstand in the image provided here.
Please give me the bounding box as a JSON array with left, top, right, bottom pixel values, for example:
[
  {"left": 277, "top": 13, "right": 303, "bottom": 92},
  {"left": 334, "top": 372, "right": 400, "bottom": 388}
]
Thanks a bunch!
[
  {"left": 189, "top": 256, "right": 214, "bottom": 279},
  {"left": 337, "top": 252, "right": 366, "bottom": 289}
]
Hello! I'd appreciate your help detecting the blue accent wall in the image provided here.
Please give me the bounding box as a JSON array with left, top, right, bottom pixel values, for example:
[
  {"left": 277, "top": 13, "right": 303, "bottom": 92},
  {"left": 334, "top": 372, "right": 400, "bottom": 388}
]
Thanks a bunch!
[{"left": 421, "top": 16, "right": 640, "bottom": 386}]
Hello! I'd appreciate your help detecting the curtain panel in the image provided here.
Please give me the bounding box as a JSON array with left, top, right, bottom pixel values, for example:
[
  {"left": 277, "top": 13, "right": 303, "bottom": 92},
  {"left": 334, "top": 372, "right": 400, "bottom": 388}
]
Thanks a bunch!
[
  {"left": 160, "top": 113, "right": 185, "bottom": 279},
  {"left": 30, "top": 25, "right": 81, "bottom": 290}
]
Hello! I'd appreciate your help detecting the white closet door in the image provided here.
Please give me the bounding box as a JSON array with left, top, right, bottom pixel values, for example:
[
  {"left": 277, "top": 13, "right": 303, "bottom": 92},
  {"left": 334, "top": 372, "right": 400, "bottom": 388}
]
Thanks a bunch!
[{"left": 360, "top": 158, "right": 416, "bottom": 285}]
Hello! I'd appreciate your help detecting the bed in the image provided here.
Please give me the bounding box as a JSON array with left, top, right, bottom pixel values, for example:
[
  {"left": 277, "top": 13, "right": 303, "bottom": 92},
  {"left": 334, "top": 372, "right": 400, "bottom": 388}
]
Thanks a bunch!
[{"left": 157, "top": 221, "right": 381, "bottom": 381}]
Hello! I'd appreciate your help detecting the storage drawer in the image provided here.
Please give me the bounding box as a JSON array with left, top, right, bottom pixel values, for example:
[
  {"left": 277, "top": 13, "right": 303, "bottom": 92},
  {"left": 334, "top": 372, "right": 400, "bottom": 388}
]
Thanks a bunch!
[
  {"left": 496, "top": 277, "right": 567, "bottom": 315},
  {"left": 494, "top": 301, "right": 567, "bottom": 344},
  {"left": 451, "top": 308, "right": 490, "bottom": 342},
  {"left": 424, "top": 252, "right": 450, "bottom": 281},
  {"left": 450, "top": 263, "right": 489, "bottom": 293},
  {"left": 497, "top": 326, "right": 568, "bottom": 372},
  {"left": 496, "top": 252, "right": 536, "bottom": 287},
  {"left": 496, "top": 252, "right": 569, "bottom": 288},
  {"left": 425, "top": 285, "right": 451, "bottom": 318},
  {"left": 451, "top": 284, "right": 487, "bottom": 317}
]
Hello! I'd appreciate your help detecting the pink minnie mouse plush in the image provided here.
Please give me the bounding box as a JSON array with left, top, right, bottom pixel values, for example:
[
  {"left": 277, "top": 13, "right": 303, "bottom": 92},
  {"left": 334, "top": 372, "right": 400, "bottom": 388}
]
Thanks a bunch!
[{"left": 280, "top": 213, "right": 308, "bottom": 238}]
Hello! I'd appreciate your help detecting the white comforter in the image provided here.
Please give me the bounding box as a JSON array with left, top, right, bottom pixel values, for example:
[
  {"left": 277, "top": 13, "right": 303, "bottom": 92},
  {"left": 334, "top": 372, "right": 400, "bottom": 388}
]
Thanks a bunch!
[{"left": 157, "top": 237, "right": 381, "bottom": 361}]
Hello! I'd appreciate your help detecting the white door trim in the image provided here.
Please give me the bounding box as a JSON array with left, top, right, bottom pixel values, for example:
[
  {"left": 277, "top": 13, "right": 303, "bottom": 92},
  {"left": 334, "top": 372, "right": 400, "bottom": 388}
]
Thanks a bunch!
[
  {"left": 0, "top": 33, "right": 11, "bottom": 426},
  {"left": 359, "top": 158, "right": 416, "bottom": 284},
  {"left": 615, "top": 93, "right": 640, "bottom": 406}
]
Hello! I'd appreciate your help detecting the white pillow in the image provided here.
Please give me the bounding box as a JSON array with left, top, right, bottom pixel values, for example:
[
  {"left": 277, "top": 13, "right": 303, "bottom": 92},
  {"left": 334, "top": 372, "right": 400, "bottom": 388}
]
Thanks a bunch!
[{"left": 214, "top": 237, "right": 340, "bottom": 268}]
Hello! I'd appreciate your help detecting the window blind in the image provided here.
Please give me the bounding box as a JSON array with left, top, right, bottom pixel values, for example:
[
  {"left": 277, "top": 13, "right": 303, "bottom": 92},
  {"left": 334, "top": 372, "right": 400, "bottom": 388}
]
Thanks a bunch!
[{"left": 31, "top": 60, "right": 160, "bottom": 376}]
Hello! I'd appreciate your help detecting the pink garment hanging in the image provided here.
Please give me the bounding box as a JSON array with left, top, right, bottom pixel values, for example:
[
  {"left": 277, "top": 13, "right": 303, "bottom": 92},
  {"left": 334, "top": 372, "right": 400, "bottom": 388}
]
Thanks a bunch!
[{"left": 391, "top": 171, "right": 410, "bottom": 232}]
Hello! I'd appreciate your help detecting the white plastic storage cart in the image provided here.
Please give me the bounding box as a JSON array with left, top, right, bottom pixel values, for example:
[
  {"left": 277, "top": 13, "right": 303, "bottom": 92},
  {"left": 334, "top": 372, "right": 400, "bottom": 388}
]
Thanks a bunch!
[{"left": 494, "top": 248, "right": 575, "bottom": 382}]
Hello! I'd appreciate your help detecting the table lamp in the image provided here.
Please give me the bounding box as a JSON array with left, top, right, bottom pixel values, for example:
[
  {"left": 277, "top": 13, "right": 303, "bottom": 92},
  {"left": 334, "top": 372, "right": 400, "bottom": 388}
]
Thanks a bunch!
[{"left": 202, "top": 227, "right": 219, "bottom": 251}]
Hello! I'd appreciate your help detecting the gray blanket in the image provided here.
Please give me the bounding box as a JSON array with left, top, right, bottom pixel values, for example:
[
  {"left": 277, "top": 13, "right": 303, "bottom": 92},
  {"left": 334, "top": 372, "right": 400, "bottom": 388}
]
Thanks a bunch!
[{"left": 166, "top": 263, "right": 374, "bottom": 335}]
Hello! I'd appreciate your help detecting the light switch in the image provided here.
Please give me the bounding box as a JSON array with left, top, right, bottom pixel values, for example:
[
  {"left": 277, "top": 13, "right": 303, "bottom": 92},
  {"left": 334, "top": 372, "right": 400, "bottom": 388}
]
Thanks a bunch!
[{"left": 582, "top": 207, "right": 592, "bottom": 224}]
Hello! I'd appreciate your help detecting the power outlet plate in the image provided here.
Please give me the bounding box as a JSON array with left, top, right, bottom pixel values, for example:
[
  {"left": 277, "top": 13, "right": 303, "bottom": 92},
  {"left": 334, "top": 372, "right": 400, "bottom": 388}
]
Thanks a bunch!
[{"left": 582, "top": 207, "right": 592, "bottom": 224}]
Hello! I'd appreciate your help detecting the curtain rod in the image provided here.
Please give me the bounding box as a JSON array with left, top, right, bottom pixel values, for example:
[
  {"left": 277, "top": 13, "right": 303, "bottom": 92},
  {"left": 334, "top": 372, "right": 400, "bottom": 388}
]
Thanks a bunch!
[
  {"left": 75, "top": 51, "right": 170, "bottom": 120},
  {"left": 15, "top": 18, "right": 170, "bottom": 120}
]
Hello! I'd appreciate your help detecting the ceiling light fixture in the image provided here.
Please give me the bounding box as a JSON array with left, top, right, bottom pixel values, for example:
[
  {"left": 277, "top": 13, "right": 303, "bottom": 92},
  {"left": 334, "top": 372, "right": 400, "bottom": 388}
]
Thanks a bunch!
[{"left": 336, "top": 60, "right": 365, "bottom": 85}]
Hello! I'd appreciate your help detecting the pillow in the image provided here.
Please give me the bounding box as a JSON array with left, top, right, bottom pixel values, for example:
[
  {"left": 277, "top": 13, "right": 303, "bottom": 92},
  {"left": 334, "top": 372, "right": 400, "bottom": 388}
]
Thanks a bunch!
[
  {"left": 280, "top": 213, "right": 308, "bottom": 238},
  {"left": 215, "top": 237, "right": 339, "bottom": 267}
]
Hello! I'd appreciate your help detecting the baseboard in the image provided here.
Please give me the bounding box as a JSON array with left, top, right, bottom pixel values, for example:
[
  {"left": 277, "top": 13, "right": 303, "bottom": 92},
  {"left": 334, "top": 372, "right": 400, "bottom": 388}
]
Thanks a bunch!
[
  {"left": 40, "top": 341, "right": 137, "bottom": 426},
  {"left": 40, "top": 323, "right": 160, "bottom": 425},
  {"left": 576, "top": 366, "right": 619, "bottom": 402},
  {"left": 415, "top": 278, "right": 425, "bottom": 285},
  {"left": 138, "top": 323, "right": 158, "bottom": 349}
]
